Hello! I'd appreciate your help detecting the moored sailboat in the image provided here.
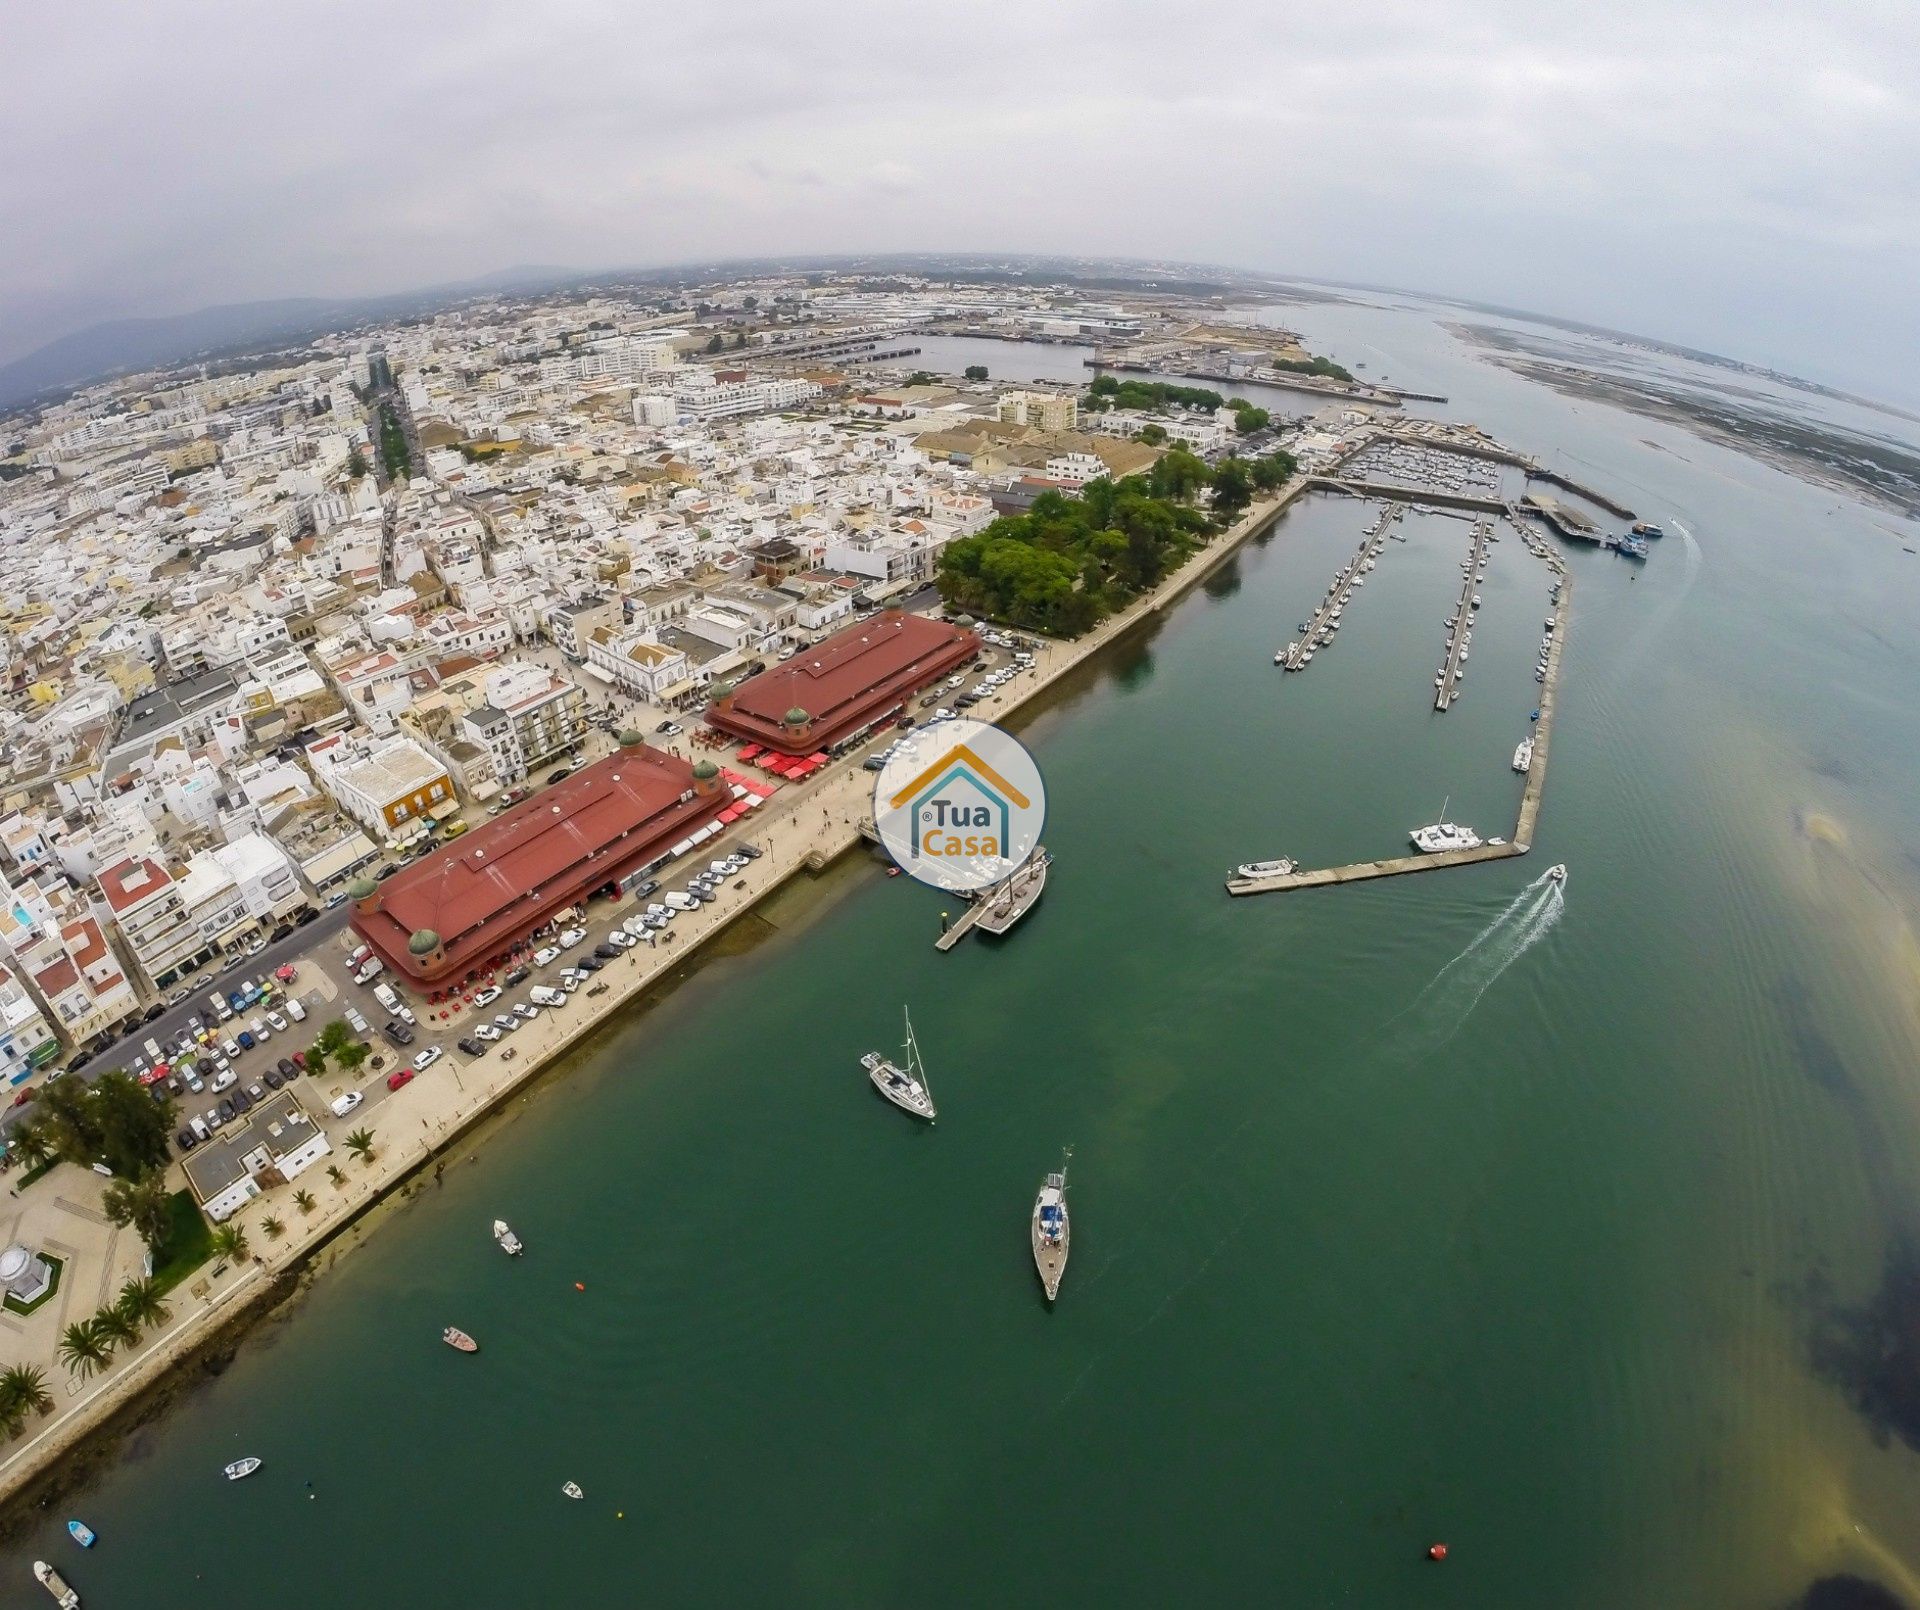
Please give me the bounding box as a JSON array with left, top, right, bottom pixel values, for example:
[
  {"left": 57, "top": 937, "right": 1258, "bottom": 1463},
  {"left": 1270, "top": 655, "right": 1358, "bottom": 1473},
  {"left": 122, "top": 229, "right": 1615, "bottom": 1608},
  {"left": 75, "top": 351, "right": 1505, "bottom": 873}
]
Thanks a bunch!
[
  {"left": 862, "top": 1008, "right": 936, "bottom": 1122},
  {"left": 1032, "top": 1150, "right": 1072, "bottom": 1303}
]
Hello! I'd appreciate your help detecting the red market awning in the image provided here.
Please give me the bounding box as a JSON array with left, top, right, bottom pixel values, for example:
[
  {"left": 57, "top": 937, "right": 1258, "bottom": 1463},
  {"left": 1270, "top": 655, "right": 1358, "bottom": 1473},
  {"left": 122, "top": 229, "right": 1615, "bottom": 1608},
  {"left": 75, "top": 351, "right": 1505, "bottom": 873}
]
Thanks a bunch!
[
  {"left": 807, "top": 752, "right": 829, "bottom": 766},
  {"left": 737, "top": 743, "right": 763, "bottom": 761}
]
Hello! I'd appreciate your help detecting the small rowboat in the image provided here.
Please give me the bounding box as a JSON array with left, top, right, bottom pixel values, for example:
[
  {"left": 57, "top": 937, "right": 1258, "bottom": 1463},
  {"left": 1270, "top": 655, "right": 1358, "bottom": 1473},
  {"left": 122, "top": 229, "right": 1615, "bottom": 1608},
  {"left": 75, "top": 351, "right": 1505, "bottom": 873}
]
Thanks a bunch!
[
  {"left": 224, "top": 1457, "right": 262, "bottom": 1481},
  {"left": 65, "top": 1521, "right": 94, "bottom": 1549},
  {"left": 561, "top": 1481, "right": 584, "bottom": 1500},
  {"left": 443, "top": 1327, "right": 479, "bottom": 1353}
]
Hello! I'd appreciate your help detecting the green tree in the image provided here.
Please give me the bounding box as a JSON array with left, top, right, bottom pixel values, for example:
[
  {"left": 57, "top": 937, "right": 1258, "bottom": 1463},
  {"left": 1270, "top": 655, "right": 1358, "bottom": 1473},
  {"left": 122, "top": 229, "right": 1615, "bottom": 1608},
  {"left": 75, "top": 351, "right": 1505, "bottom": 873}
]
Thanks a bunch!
[
  {"left": 10, "top": 1125, "right": 51, "bottom": 1173},
  {"left": 743, "top": 295, "right": 759, "bottom": 310},
  {"left": 0, "top": 1364, "right": 52, "bottom": 1429},
  {"left": 103, "top": 1170, "right": 173, "bottom": 1248},
  {"left": 345, "top": 1128, "right": 377, "bottom": 1166},
  {"left": 336, "top": 1039, "right": 371, "bottom": 1074},
  {"left": 32, "top": 1071, "right": 172, "bottom": 1179},
  {"left": 906, "top": 371, "right": 935, "bottom": 387},
  {"left": 58, "top": 1319, "right": 111, "bottom": 1380},
  {"left": 704, "top": 333, "right": 724, "bottom": 354},
  {"left": 1233, "top": 405, "right": 1270, "bottom": 434},
  {"left": 93, "top": 1305, "right": 139, "bottom": 1351},
  {"left": 963, "top": 365, "right": 988, "bottom": 382},
  {"left": 115, "top": 1277, "right": 171, "bottom": 1336},
  {"left": 346, "top": 447, "right": 368, "bottom": 478},
  {"left": 1210, "top": 458, "right": 1255, "bottom": 517},
  {"left": 315, "top": 1020, "right": 354, "bottom": 1056},
  {"left": 210, "top": 1224, "right": 250, "bottom": 1264},
  {"left": 1137, "top": 423, "right": 1168, "bottom": 446}
]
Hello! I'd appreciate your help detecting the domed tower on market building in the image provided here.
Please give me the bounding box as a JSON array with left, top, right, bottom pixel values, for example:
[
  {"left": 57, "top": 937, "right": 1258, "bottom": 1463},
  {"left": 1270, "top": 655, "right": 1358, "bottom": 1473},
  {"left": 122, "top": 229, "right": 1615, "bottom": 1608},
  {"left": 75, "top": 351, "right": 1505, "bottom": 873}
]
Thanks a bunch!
[
  {"left": 348, "top": 875, "right": 381, "bottom": 917},
  {"left": 691, "top": 758, "right": 724, "bottom": 798},
  {"left": 782, "top": 707, "right": 813, "bottom": 743},
  {"left": 407, "top": 928, "right": 445, "bottom": 971}
]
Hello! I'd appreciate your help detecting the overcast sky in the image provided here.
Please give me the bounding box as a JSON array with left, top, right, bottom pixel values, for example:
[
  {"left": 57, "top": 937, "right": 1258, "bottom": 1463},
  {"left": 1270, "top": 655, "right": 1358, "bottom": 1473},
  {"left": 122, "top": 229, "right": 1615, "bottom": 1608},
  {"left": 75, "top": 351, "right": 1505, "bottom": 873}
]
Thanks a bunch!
[{"left": 5, "top": 0, "right": 1916, "bottom": 398}]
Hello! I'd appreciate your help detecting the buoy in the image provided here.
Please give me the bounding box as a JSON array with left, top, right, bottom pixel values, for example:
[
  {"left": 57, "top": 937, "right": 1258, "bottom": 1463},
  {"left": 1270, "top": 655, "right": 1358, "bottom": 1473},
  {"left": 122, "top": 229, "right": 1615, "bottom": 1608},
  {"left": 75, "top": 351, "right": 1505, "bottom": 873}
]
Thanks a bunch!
[
  {"left": 574, "top": 1282, "right": 586, "bottom": 1291},
  {"left": 1427, "top": 1543, "right": 1448, "bottom": 1562}
]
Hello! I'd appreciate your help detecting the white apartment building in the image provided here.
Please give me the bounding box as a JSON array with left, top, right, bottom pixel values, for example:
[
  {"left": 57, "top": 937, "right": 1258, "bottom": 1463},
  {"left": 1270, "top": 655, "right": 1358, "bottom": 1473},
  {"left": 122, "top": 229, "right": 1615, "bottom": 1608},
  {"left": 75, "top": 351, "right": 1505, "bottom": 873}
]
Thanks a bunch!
[
  {"left": 459, "top": 663, "right": 587, "bottom": 784},
  {"left": 584, "top": 628, "right": 690, "bottom": 702},
  {"left": 95, "top": 855, "right": 205, "bottom": 991},
  {"left": 309, "top": 734, "right": 455, "bottom": 845},
  {"left": 671, "top": 376, "right": 820, "bottom": 422},
  {"left": 207, "top": 832, "right": 307, "bottom": 923},
  {"left": 0, "top": 968, "right": 59, "bottom": 1086},
  {"left": 998, "top": 390, "right": 1080, "bottom": 432}
]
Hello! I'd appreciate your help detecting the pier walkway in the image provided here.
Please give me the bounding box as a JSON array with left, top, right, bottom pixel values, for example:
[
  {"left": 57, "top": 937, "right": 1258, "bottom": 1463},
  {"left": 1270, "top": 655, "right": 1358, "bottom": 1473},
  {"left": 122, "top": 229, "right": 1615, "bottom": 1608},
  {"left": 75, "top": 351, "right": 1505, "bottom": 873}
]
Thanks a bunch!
[
  {"left": 1277, "top": 506, "right": 1398, "bottom": 671},
  {"left": 1229, "top": 556, "right": 1572, "bottom": 896},
  {"left": 1434, "top": 518, "right": 1492, "bottom": 711}
]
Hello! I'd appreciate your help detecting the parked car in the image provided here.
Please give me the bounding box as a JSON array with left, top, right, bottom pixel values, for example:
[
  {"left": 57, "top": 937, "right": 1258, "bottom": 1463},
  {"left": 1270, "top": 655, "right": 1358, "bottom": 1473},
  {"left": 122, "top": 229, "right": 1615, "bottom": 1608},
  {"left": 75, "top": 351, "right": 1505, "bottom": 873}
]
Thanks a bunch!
[
  {"left": 513, "top": 1002, "right": 540, "bottom": 1021},
  {"left": 387, "top": 1068, "right": 415, "bottom": 1092},
  {"left": 472, "top": 985, "right": 503, "bottom": 1009},
  {"left": 263, "top": 1067, "right": 284, "bottom": 1091},
  {"left": 295, "top": 907, "right": 320, "bottom": 926},
  {"left": 330, "top": 1091, "right": 364, "bottom": 1117},
  {"left": 230, "top": 1088, "right": 254, "bottom": 1115},
  {"left": 630, "top": 878, "right": 661, "bottom": 898},
  {"left": 210, "top": 1068, "right": 237, "bottom": 1093},
  {"left": 545, "top": 767, "right": 572, "bottom": 786},
  {"left": 457, "top": 1037, "right": 485, "bottom": 1058},
  {"left": 384, "top": 1021, "right": 415, "bottom": 1048},
  {"left": 655, "top": 720, "right": 682, "bottom": 736},
  {"left": 593, "top": 942, "right": 622, "bottom": 961},
  {"left": 248, "top": 1018, "right": 270, "bottom": 1042},
  {"left": 412, "top": 1047, "right": 443, "bottom": 1071},
  {"left": 236, "top": 1031, "right": 256, "bottom": 1052},
  {"left": 533, "top": 946, "right": 561, "bottom": 967},
  {"left": 347, "top": 944, "right": 372, "bottom": 970},
  {"left": 285, "top": 998, "right": 306, "bottom": 1022},
  {"left": 493, "top": 1013, "right": 518, "bottom": 1033},
  {"left": 354, "top": 959, "right": 384, "bottom": 984},
  {"left": 474, "top": 1023, "right": 502, "bottom": 1042},
  {"left": 504, "top": 965, "right": 530, "bottom": 987},
  {"left": 265, "top": 1011, "right": 287, "bottom": 1033},
  {"left": 578, "top": 955, "right": 606, "bottom": 973},
  {"left": 217, "top": 1099, "right": 237, "bottom": 1124},
  {"left": 558, "top": 927, "right": 587, "bottom": 950},
  {"left": 176, "top": 1127, "right": 199, "bottom": 1152}
]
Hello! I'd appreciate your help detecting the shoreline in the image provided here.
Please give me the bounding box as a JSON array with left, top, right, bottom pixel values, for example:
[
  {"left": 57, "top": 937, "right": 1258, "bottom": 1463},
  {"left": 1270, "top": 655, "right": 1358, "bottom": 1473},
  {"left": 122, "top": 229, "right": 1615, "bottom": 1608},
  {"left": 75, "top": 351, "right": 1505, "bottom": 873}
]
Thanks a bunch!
[{"left": 0, "top": 476, "right": 1311, "bottom": 1515}]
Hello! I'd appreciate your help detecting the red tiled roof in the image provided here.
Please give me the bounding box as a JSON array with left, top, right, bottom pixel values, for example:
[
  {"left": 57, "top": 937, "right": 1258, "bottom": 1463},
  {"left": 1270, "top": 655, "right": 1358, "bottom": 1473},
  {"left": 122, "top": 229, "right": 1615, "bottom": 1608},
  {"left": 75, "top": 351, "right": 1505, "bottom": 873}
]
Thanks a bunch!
[
  {"left": 708, "top": 611, "right": 978, "bottom": 755},
  {"left": 96, "top": 856, "right": 171, "bottom": 914},
  {"left": 32, "top": 958, "right": 79, "bottom": 997},
  {"left": 351, "top": 744, "right": 725, "bottom": 983}
]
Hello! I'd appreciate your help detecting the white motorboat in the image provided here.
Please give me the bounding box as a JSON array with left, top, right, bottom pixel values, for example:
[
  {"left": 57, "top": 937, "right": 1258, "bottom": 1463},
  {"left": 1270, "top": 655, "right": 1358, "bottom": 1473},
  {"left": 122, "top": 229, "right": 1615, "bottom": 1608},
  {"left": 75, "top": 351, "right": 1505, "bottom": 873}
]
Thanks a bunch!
[
  {"left": 1513, "top": 738, "right": 1534, "bottom": 772},
  {"left": 1411, "top": 800, "right": 1483, "bottom": 854},
  {"left": 33, "top": 1562, "right": 79, "bottom": 1609},
  {"left": 492, "top": 1219, "right": 523, "bottom": 1256},
  {"left": 224, "top": 1457, "right": 262, "bottom": 1482},
  {"left": 1547, "top": 863, "right": 1567, "bottom": 882},
  {"left": 1233, "top": 858, "right": 1298, "bottom": 882},
  {"left": 562, "top": 1481, "right": 584, "bottom": 1500},
  {"left": 862, "top": 1008, "right": 936, "bottom": 1122}
]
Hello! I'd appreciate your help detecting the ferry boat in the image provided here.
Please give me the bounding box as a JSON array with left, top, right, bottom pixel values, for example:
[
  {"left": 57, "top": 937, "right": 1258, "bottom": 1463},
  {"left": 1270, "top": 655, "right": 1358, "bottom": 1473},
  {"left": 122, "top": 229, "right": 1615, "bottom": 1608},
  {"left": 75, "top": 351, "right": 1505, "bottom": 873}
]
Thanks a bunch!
[
  {"left": 224, "top": 1457, "right": 262, "bottom": 1482},
  {"left": 1233, "top": 857, "right": 1298, "bottom": 882},
  {"left": 1631, "top": 521, "right": 1665, "bottom": 537},
  {"left": 443, "top": 1327, "right": 479, "bottom": 1353},
  {"left": 1032, "top": 1150, "right": 1072, "bottom": 1303},
  {"left": 862, "top": 1008, "right": 936, "bottom": 1122},
  {"left": 1512, "top": 738, "right": 1534, "bottom": 772},
  {"left": 492, "top": 1220, "right": 523, "bottom": 1256},
  {"left": 975, "top": 849, "right": 1050, "bottom": 937},
  {"left": 33, "top": 1562, "right": 79, "bottom": 1609},
  {"left": 1617, "top": 534, "right": 1649, "bottom": 560}
]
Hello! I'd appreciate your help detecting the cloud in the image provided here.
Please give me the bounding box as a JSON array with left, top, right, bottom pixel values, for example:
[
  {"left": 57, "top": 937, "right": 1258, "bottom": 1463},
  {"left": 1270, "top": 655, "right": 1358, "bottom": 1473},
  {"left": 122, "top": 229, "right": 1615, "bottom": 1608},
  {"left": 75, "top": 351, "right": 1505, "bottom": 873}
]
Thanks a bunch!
[{"left": 1, "top": 0, "right": 1915, "bottom": 394}]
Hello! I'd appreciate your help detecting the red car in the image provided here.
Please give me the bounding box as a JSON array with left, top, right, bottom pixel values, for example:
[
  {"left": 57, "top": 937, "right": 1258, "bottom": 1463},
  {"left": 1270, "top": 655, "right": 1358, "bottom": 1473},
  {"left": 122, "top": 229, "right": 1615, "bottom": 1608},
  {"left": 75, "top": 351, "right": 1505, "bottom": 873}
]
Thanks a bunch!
[{"left": 386, "top": 1068, "right": 414, "bottom": 1092}]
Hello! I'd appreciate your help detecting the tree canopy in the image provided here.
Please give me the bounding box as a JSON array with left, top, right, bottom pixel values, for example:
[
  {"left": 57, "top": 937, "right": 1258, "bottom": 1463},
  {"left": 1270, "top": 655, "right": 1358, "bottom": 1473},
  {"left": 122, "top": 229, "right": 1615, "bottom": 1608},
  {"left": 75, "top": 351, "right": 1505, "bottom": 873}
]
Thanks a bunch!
[
  {"left": 963, "top": 365, "right": 989, "bottom": 381},
  {"left": 28, "top": 1071, "right": 174, "bottom": 1180},
  {"left": 1083, "top": 374, "right": 1222, "bottom": 414}
]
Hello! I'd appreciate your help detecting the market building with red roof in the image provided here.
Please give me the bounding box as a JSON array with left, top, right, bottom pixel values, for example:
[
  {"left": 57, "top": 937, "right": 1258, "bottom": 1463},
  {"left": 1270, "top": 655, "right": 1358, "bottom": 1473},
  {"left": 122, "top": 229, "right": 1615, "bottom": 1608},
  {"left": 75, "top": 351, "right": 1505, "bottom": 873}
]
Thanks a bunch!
[
  {"left": 349, "top": 738, "right": 729, "bottom": 985},
  {"left": 705, "top": 610, "right": 979, "bottom": 756}
]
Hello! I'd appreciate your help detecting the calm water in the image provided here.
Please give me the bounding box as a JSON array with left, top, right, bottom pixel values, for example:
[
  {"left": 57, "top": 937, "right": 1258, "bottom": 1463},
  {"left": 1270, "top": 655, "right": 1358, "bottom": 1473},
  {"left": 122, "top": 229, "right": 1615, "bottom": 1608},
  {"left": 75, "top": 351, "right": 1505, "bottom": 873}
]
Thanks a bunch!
[{"left": 14, "top": 299, "right": 1920, "bottom": 1609}]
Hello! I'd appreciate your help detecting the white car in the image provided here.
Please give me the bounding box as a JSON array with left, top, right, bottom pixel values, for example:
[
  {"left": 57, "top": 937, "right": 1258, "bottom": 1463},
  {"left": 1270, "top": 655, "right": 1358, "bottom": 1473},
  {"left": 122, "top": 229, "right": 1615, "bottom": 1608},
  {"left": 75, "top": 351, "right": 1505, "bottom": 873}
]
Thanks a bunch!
[
  {"left": 493, "top": 1013, "right": 518, "bottom": 1033},
  {"left": 558, "top": 927, "right": 587, "bottom": 950},
  {"left": 249, "top": 1018, "right": 270, "bottom": 1043},
  {"left": 412, "top": 1046, "right": 443, "bottom": 1071},
  {"left": 285, "top": 997, "right": 307, "bottom": 1022},
  {"left": 265, "top": 1011, "right": 287, "bottom": 1033},
  {"left": 330, "top": 1091, "right": 364, "bottom": 1117},
  {"left": 354, "top": 958, "right": 384, "bottom": 984},
  {"left": 533, "top": 946, "right": 560, "bottom": 967},
  {"left": 210, "top": 1069, "right": 237, "bottom": 1094},
  {"left": 472, "top": 985, "right": 503, "bottom": 1008},
  {"left": 622, "top": 914, "right": 653, "bottom": 939},
  {"left": 606, "top": 929, "right": 636, "bottom": 949},
  {"left": 474, "top": 1023, "right": 502, "bottom": 1042},
  {"left": 513, "top": 1002, "right": 539, "bottom": 1021}
]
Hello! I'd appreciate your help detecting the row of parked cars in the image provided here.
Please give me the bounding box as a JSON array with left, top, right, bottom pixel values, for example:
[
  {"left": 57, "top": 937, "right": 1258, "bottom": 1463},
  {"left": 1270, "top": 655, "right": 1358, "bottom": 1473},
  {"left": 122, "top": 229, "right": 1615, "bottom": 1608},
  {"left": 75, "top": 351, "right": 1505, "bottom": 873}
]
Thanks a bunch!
[{"left": 176, "top": 1051, "right": 310, "bottom": 1151}]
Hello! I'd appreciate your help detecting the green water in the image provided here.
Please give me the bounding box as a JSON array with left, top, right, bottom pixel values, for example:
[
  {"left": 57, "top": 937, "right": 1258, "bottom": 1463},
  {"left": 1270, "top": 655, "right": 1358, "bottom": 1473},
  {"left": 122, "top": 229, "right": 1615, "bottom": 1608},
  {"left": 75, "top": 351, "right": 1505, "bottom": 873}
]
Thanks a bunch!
[{"left": 12, "top": 300, "right": 1920, "bottom": 1609}]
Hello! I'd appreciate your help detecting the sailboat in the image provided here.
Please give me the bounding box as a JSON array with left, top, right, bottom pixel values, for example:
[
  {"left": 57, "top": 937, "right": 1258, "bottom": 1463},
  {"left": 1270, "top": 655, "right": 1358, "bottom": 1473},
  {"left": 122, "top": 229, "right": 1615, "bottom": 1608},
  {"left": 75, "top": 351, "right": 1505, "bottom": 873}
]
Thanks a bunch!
[
  {"left": 1032, "top": 1149, "right": 1072, "bottom": 1303},
  {"left": 861, "top": 1009, "right": 936, "bottom": 1122}
]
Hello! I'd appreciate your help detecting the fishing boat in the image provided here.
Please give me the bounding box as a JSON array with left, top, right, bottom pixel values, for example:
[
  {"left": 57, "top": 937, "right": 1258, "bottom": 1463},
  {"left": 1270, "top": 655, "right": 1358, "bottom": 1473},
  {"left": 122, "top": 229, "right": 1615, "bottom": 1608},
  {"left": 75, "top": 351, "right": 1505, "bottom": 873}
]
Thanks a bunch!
[
  {"left": 493, "top": 1219, "right": 523, "bottom": 1256},
  {"left": 33, "top": 1562, "right": 79, "bottom": 1609},
  {"left": 1032, "top": 1150, "right": 1072, "bottom": 1303},
  {"left": 861, "top": 1008, "right": 936, "bottom": 1122},
  {"left": 224, "top": 1457, "right": 261, "bottom": 1482},
  {"left": 1547, "top": 864, "right": 1567, "bottom": 882},
  {"left": 974, "top": 849, "right": 1050, "bottom": 937},
  {"left": 443, "top": 1327, "right": 479, "bottom": 1353},
  {"left": 1512, "top": 738, "right": 1534, "bottom": 772},
  {"left": 65, "top": 1521, "right": 94, "bottom": 1549},
  {"left": 562, "top": 1481, "right": 584, "bottom": 1500}
]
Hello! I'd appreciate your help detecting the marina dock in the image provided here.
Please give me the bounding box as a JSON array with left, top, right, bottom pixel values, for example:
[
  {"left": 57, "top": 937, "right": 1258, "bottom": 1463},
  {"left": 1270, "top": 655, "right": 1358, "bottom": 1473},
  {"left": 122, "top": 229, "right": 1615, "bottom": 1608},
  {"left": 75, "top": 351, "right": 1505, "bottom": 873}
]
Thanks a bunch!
[
  {"left": 1434, "top": 518, "right": 1492, "bottom": 711},
  {"left": 1229, "top": 562, "right": 1572, "bottom": 896},
  {"left": 1277, "top": 506, "right": 1398, "bottom": 670},
  {"left": 935, "top": 851, "right": 1050, "bottom": 952}
]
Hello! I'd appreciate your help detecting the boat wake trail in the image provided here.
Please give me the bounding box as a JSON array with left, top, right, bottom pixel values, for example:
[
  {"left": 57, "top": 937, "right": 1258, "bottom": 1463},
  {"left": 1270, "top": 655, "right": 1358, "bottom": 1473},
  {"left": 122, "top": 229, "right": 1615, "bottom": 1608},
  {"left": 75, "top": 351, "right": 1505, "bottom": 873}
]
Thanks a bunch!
[{"left": 1388, "top": 870, "right": 1565, "bottom": 1057}]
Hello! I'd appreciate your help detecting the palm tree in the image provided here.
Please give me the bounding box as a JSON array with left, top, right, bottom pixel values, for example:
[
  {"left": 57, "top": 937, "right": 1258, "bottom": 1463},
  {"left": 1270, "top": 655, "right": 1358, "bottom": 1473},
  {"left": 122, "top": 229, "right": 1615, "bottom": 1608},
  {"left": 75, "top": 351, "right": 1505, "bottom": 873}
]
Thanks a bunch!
[
  {"left": 57, "top": 1320, "right": 110, "bottom": 1381},
  {"left": 93, "top": 1305, "right": 139, "bottom": 1351},
  {"left": 210, "top": 1224, "right": 249, "bottom": 1264},
  {"left": 292, "top": 1188, "right": 315, "bottom": 1215},
  {"left": 345, "top": 1128, "right": 376, "bottom": 1165},
  {"left": 116, "top": 1277, "right": 170, "bottom": 1336},
  {"left": 262, "top": 1216, "right": 286, "bottom": 1241},
  {"left": 10, "top": 1126, "right": 51, "bottom": 1173},
  {"left": 325, "top": 1165, "right": 347, "bottom": 1188},
  {"left": 0, "top": 1365, "right": 52, "bottom": 1420}
]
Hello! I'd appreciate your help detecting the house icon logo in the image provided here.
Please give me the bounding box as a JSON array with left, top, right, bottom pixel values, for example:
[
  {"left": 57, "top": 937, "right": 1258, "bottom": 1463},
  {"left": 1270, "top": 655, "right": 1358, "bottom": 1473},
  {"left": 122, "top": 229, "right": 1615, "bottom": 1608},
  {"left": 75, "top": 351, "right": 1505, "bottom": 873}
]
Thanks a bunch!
[{"left": 873, "top": 719, "right": 1047, "bottom": 893}]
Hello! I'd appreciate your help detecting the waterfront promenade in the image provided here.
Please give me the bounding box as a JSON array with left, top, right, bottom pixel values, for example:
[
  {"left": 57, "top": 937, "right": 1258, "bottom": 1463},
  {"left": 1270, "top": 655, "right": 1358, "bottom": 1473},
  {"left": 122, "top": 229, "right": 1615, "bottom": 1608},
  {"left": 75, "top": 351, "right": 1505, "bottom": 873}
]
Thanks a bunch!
[{"left": 0, "top": 478, "right": 1310, "bottom": 1509}]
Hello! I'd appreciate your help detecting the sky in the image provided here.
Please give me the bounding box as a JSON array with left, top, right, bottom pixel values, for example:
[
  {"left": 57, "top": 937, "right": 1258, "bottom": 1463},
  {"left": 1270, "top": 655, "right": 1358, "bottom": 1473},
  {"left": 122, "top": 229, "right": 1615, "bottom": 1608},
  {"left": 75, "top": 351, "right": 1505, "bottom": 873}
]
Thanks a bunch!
[{"left": 4, "top": 0, "right": 1917, "bottom": 400}]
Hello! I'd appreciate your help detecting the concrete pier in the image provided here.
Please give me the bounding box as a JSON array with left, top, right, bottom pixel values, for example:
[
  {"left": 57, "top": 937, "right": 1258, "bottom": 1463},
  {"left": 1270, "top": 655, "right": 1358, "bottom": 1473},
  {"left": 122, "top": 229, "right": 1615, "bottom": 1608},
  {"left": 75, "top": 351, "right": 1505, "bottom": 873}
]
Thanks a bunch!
[
  {"left": 1434, "top": 518, "right": 1492, "bottom": 711},
  {"left": 1229, "top": 546, "right": 1572, "bottom": 896},
  {"left": 1309, "top": 476, "right": 1511, "bottom": 516},
  {"left": 1278, "top": 506, "right": 1397, "bottom": 671}
]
